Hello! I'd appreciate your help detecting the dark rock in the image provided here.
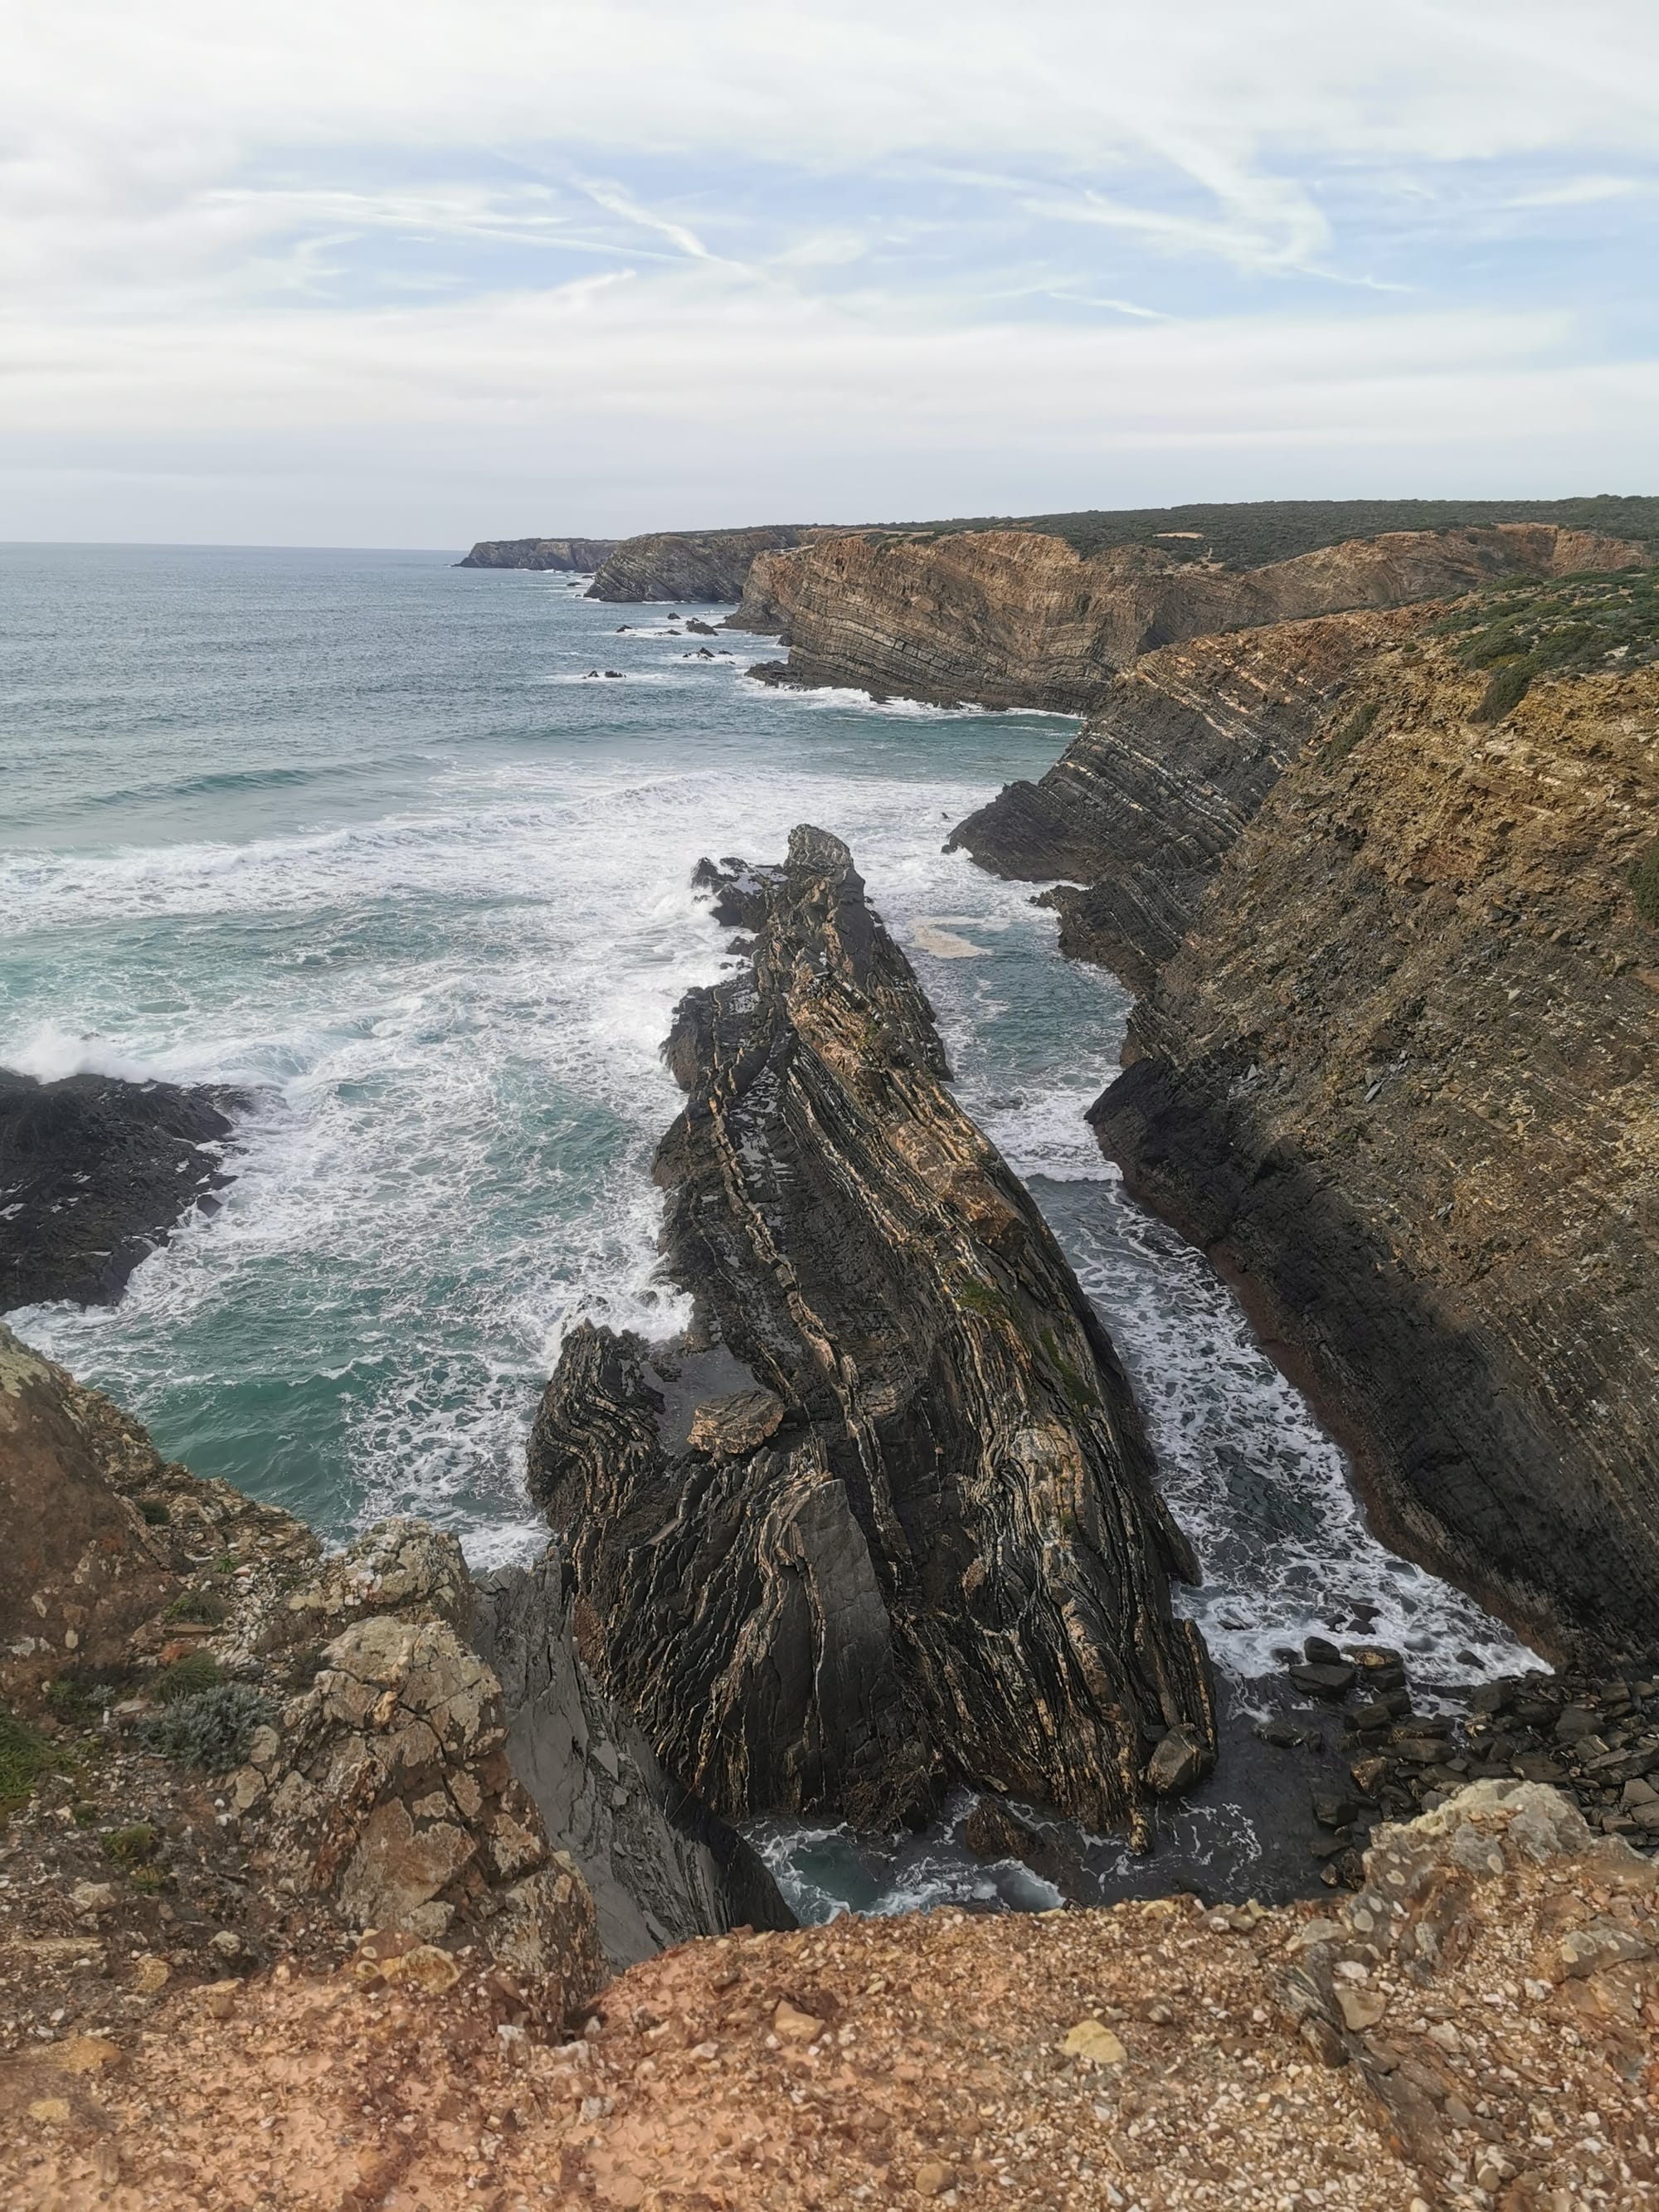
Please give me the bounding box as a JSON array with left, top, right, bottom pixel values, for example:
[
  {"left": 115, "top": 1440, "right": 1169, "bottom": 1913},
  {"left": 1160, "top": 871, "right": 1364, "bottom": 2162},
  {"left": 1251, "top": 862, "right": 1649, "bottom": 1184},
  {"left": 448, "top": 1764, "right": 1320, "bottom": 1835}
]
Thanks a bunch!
[
  {"left": 960, "top": 1798, "right": 1087, "bottom": 1902},
  {"left": 685, "top": 620, "right": 718, "bottom": 636},
  {"left": 1303, "top": 1636, "right": 1345, "bottom": 1668},
  {"left": 1145, "top": 1723, "right": 1208, "bottom": 1794},
  {"left": 1554, "top": 1706, "right": 1602, "bottom": 1743},
  {"left": 1312, "top": 1791, "right": 1361, "bottom": 1829},
  {"left": 1350, "top": 1691, "right": 1413, "bottom": 1732},
  {"left": 528, "top": 827, "right": 1214, "bottom": 1838},
  {"left": 1290, "top": 1662, "right": 1357, "bottom": 1701},
  {"left": 1258, "top": 1717, "right": 1316, "bottom": 1749},
  {"left": 0, "top": 1070, "right": 244, "bottom": 1310},
  {"left": 470, "top": 1549, "right": 794, "bottom": 1970}
]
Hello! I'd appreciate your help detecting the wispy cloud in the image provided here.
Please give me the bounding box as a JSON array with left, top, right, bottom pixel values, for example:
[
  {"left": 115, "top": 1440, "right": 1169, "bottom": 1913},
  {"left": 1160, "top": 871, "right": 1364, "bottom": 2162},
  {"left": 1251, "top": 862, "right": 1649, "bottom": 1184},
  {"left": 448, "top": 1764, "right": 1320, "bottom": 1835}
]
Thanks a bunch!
[{"left": 3, "top": 0, "right": 1657, "bottom": 540}]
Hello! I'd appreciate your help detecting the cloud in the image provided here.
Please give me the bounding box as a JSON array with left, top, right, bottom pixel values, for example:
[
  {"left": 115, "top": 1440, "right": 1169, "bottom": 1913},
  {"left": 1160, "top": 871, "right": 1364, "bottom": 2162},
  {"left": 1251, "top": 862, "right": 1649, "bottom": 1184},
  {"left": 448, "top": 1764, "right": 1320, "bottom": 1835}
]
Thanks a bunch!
[{"left": 4, "top": 1, "right": 1658, "bottom": 539}]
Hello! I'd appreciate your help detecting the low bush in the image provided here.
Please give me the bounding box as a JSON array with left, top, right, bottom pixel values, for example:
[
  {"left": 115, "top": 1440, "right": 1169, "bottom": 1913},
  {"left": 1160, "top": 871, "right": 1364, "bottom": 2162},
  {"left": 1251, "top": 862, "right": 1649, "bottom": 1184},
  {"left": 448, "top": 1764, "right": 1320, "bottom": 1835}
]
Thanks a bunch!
[
  {"left": 104, "top": 1821, "right": 161, "bottom": 1868},
  {"left": 0, "top": 1708, "right": 61, "bottom": 1819},
  {"left": 143, "top": 1684, "right": 274, "bottom": 1772},
  {"left": 1632, "top": 839, "right": 1659, "bottom": 928},
  {"left": 162, "top": 1589, "right": 229, "bottom": 1626},
  {"left": 149, "top": 1652, "right": 223, "bottom": 1706}
]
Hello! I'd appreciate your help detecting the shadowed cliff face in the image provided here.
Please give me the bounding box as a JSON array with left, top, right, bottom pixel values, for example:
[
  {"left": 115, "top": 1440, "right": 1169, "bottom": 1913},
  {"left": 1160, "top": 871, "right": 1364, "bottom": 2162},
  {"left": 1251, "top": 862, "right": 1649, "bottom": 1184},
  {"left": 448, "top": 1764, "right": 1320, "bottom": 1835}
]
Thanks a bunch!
[
  {"left": 1092, "top": 643, "right": 1659, "bottom": 1664},
  {"left": 528, "top": 826, "right": 1214, "bottom": 1838},
  {"left": 949, "top": 606, "right": 1429, "bottom": 991},
  {"left": 586, "top": 527, "right": 820, "bottom": 603},
  {"left": 734, "top": 524, "right": 1643, "bottom": 711}
]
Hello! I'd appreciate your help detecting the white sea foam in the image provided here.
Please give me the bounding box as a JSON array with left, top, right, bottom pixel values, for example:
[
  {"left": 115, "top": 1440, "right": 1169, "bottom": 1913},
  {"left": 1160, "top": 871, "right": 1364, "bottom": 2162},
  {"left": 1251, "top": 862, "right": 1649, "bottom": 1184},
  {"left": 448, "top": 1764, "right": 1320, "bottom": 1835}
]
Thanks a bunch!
[{"left": 0, "top": 1022, "right": 176, "bottom": 1086}]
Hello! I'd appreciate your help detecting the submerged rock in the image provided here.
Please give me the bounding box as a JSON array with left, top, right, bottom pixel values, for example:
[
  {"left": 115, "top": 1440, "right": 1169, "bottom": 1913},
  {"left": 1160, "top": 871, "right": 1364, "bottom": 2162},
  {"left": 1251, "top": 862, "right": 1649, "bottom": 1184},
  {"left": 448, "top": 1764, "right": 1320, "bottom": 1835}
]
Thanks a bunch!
[
  {"left": 528, "top": 825, "right": 1214, "bottom": 1840},
  {"left": 0, "top": 1069, "right": 244, "bottom": 1310}
]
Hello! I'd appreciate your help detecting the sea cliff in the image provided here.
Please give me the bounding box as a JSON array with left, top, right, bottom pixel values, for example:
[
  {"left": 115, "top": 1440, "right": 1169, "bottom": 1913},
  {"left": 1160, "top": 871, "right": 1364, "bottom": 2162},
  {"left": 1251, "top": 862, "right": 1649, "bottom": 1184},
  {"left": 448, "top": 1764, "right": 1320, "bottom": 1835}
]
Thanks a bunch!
[
  {"left": 586, "top": 526, "right": 820, "bottom": 603},
  {"left": 456, "top": 537, "right": 618, "bottom": 571},
  {"left": 528, "top": 827, "right": 1214, "bottom": 1839},
  {"left": 735, "top": 523, "right": 1642, "bottom": 711}
]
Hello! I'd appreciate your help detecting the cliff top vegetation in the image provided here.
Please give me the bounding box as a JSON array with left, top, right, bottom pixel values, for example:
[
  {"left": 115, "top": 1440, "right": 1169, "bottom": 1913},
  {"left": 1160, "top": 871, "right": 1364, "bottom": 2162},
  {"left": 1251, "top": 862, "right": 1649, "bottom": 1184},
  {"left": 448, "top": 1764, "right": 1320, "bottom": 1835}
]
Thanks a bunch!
[
  {"left": 873, "top": 493, "right": 1659, "bottom": 569},
  {"left": 1433, "top": 562, "right": 1659, "bottom": 720}
]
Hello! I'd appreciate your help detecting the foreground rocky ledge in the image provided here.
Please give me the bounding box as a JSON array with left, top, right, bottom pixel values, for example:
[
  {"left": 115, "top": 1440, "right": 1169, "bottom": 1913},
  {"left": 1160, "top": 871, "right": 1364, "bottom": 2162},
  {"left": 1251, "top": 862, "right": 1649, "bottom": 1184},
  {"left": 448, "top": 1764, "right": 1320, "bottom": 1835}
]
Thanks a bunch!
[
  {"left": 6, "top": 1780, "right": 1657, "bottom": 2210},
  {"left": 530, "top": 826, "right": 1214, "bottom": 1837}
]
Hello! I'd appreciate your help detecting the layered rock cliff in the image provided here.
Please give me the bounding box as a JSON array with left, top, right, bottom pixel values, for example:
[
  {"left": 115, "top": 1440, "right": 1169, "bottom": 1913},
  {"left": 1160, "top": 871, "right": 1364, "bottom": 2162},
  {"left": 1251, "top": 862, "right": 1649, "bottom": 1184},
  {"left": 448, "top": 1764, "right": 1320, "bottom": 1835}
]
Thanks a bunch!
[
  {"left": 735, "top": 523, "right": 1642, "bottom": 710},
  {"left": 949, "top": 606, "right": 1429, "bottom": 990},
  {"left": 528, "top": 826, "right": 1214, "bottom": 1840},
  {"left": 586, "top": 526, "right": 820, "bottom": 604},
  {"left": 1089, "top": 583, "right": 1659, "bottom": 1664},
  {"left": 0, "top": 1069, "right": 242, "bottom": 1311},
  {"left": 455, "top": 537, "right": 618, "bottom": 571}
]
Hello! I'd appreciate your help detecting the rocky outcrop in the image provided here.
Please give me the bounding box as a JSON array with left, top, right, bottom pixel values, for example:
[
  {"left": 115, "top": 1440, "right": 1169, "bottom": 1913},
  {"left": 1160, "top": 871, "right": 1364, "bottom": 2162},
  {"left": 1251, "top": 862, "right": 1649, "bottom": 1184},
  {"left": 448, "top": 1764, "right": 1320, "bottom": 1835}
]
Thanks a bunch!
[
  {"left": 949, "top": 606, "right": 1428, "bottom": 990},
  {"left": 0, "top": 1070, "right": 242, "bottom": 1310},
  {"left": 1091, "top": 620, "right": 1659, "bottom": 1664},
  {"left": 455, "top": 537, "right": 618, "bottom": 571},
  {"left": 0, "top": 1325, "right": 771, "bottom": 2018},
  {"left": 528, "top": 826, "right": 1214, "bottom": 1840},
  {"left": 472, "top": 1552, "right": 795, "bottom": 1969},
  {"left": 586, "top": 526, "right": 820, "bottom": 604},
  {"left": 734, "top": 523, "right": 1643, "bottom": 709}
]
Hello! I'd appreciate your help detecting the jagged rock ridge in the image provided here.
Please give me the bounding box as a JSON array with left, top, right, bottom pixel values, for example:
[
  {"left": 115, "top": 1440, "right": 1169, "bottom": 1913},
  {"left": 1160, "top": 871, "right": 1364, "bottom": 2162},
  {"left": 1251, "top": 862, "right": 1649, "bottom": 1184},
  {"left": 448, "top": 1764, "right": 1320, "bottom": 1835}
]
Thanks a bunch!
[
  {"left": 732, "top": 523, "right": 1643, "bottom": 710},
  {"left": 0, "top": 1069, "right": 243, "bottom": 1311},
  {"left": 528, "top": 825, "right": 1214, "bottom": 1839},
  {"left": 455, "top": 537, "right": 618, "bottom": 571}
]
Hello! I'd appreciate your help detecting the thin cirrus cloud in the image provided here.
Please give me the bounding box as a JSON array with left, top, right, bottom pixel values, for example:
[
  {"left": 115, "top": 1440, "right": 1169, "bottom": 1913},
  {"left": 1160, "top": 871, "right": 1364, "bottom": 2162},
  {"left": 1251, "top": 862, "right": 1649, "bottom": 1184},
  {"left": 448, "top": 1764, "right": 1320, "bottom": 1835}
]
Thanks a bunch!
[{"left": 3, "top": 0, "right": 1657, "bottom": 544}]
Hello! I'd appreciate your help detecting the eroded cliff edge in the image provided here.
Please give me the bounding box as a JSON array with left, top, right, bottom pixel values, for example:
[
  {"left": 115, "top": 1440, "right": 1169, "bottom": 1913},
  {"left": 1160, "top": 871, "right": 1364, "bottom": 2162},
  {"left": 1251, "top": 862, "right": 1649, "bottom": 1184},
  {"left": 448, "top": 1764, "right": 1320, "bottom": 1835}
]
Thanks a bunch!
[
  {"left": 1076, "top": 585, "right": 1659, "bottom": 1663},
  {"left": 528, "top": 826, "right": 1214, "bottom": 1840},
  {"left": 736, "top": 522, "right": 1642, "bottom": 711}
]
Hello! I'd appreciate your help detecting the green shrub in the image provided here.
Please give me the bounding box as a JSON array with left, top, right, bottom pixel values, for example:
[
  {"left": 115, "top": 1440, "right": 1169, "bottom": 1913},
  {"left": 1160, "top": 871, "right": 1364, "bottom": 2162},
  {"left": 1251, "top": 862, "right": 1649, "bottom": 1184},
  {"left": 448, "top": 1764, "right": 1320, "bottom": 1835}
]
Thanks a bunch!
[
  {"left": 1472, "top": 661, "right": 1534, "bottom": 722},
  {"left": 143, "top": 1685, "right": 274, "bottom": 1772},
  {"left": 161, "top": 1589, "right": 229, "bottom": 1626},
  {"left": 0, "top": 1708, "right": 61, "bottom": 1819},
  {"left": 149, "top": 1652, "right": 223, "bottom": 1706},
  {"left": 139, "top": 1499, "right": 171, "bottom": 1526},
  {"left": 104, "top": 1821, "right": 160, "bottom": 1868},
  {"left": 1632, "top": 839, "right": 1659, "bottom": 927}
]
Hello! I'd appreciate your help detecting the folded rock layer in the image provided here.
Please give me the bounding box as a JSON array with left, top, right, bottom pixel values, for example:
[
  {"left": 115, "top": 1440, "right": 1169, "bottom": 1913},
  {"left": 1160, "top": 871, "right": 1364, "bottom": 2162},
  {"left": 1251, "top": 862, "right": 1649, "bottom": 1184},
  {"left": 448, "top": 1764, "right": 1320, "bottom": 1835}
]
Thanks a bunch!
[{"left": 528, "top": 826, "right": 1214, "bottom": 1838}]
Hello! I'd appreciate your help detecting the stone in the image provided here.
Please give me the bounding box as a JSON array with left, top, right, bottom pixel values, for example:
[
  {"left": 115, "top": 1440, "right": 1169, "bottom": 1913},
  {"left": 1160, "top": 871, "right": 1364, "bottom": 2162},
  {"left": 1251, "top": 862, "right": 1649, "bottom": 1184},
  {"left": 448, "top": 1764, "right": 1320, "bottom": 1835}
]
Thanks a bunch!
[
  {"left": 1059, "top": 2020, "right": 1127, "bottom": 2065},
  {"left": 686, "top": 1389, "right": 785, "bottom": 1460},
  {"left": 199, "top": 1980, "right": 241, "bottom": 2020},
  {"left": 1335, "top": 1986, "right": 1386, "bottom": 2031},
  {"left": 69, "top": 1880, "right": 117, "bottom": 1917},
  {"left": 1145, "top": 1723, "right": 1207, "bottom": 1794},
  {"left": 1303, "top": 1636, "right": 1345, "bottom": 1667},
  {"left": 1290, "top": 1662, "right": 1357, "bottom": 1701},
  {"left": 378, "top": 1942, "right": 462, "bottom": 1995},
  {"left": 915, "top": 2161, "right": 956, "bottom": 2195},
  {"left": 27, "top": 2098, "right": 72, "bottom": 2127},
  {"left": 131, "top": 1956, "right": 170, "bottom": 1995},
  {"left": 1312, "top": 1791, "right": 1361, "bottom": 1829},
  {"left": 51, "top": 2035, "right": 121, "bottom": 2074},
  {"left": 772, "top": 2000, "right": 823, "bottom": 2043}
]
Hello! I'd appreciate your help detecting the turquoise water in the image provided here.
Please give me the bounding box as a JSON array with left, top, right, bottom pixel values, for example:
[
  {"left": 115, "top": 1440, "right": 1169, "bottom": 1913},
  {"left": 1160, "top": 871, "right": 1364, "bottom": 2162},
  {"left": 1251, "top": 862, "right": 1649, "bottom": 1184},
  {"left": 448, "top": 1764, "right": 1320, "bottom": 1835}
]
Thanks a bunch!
[{"left": 2, "top": 545, "right": 1530, "bottom": 1788}]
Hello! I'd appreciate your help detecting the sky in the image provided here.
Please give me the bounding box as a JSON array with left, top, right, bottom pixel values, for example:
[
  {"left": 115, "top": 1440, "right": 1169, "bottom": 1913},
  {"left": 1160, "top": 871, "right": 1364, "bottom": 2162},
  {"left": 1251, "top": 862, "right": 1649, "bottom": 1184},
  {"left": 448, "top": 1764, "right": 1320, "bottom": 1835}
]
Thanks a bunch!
[{"left": 5, "top": 1, "right": 1659, "bottom": 546}]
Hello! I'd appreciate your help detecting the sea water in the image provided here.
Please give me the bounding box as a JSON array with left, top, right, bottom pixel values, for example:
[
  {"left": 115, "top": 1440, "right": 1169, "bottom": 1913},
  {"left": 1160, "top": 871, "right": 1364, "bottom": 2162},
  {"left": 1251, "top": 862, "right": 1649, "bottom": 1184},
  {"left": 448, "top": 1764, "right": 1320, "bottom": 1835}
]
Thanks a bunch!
[{"left": 0, "top": 544, "right": 1535, "bottom": 1913}]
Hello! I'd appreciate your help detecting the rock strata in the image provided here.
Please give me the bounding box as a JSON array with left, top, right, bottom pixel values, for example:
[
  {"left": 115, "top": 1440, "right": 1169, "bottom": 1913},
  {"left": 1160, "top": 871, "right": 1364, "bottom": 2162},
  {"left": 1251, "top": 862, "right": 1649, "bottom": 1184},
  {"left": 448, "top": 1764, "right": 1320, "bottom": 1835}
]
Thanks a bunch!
[
  {"left": 1092, "top": 615, "right": 1659, "bottom": 1661},
  {"left": 455, "top": 537, "right": 617, "bottom": 571},
  {"left": 528, "top": 825, "right": 1214, "bottom": 1838},
  {"left": 0, "top": 1069, "right": 242, "bottom": 1310},
  {"left": 949, "top": 607, "right": 1428, "bottom": 988},
  {"left": 733, "top": 523, "right": 1641, "bottom": 709},
  {"left": 586, "top": 525, "right": 820, "bottom": 603}
]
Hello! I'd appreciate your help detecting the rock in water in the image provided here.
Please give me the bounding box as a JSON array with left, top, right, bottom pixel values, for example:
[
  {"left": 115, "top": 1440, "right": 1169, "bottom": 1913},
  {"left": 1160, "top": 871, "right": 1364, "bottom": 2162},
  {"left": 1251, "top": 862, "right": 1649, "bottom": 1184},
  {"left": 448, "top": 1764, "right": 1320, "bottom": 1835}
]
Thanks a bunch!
[
  {"left": 0, "top": 1070, "right": 242, "bottom": 1310},
  {"left": 528, "top": 825, "right": 1214, "bottom": 1838}
]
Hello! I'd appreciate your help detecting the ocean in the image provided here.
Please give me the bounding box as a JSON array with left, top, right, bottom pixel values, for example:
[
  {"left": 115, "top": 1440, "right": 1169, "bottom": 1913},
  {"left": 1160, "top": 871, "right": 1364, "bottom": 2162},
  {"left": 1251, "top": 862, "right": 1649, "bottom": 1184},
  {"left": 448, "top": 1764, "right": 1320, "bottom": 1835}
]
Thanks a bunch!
[{"left": 0, "top": 542, "right": 1535, "bottom": 1912}]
